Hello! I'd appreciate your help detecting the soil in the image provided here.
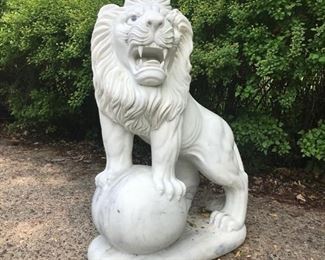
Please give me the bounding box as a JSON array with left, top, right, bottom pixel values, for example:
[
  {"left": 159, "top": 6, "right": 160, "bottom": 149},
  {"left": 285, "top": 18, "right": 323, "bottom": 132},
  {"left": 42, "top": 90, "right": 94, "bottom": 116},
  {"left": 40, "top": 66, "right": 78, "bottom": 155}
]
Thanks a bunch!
[{"left": 0, "top": 135, "right": 324, "bottom": 260}]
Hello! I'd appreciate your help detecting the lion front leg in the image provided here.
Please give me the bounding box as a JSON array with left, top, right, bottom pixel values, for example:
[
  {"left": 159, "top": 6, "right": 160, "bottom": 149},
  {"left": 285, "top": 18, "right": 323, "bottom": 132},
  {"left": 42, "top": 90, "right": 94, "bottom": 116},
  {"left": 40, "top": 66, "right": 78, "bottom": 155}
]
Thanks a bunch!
[
  {"left": 150, "top": 117, "right": 186, "bottom": 201},
  {"left": 96, "top": 111, "right": 134, "bottom": 188}
]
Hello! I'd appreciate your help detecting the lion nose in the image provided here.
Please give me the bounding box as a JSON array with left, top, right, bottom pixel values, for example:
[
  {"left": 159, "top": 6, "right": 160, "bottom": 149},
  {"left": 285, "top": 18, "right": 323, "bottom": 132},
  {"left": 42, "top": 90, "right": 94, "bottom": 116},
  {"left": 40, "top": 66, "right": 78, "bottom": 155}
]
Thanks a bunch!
[{"left": 145, "top": 13, "right": 164, "bottom": 31}]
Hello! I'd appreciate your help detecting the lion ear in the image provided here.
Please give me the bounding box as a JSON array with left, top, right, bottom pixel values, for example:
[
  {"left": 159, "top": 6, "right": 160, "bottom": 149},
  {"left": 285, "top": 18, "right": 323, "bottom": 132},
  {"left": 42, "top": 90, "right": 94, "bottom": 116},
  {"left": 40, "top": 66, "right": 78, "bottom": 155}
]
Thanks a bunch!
[
  {"left": 98, "top": 4, "right": 121, "bottom": 18},
  {"left": 167, "top": 9, "right": 193, "bottom": 36}
]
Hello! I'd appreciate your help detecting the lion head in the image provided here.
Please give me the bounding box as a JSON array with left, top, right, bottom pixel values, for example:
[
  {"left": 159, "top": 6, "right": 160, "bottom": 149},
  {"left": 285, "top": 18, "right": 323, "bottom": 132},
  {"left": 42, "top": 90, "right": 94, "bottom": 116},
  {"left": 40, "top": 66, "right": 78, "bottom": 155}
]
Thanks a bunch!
[{"left": 91, "top": 0, "right": 193, "bottom": 135}]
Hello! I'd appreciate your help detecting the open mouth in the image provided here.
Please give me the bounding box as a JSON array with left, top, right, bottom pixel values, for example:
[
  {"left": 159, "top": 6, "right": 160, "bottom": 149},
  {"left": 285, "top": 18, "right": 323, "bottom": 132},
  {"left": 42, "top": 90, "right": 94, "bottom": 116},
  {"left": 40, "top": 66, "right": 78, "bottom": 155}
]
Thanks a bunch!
[
  {"left": 130, "top": 43, "right": 168, "bottom": 72},
  {"left": 128, "top": 42, "right": 170, "bottom": 86}
]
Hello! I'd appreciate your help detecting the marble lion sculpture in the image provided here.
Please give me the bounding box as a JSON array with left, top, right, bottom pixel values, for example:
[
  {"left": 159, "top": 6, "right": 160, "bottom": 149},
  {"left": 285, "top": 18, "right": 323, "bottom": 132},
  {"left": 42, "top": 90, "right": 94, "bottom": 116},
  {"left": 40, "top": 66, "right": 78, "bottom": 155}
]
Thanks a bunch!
[{"left": 92, "top": 0, "right": 248, "bottom": 232}]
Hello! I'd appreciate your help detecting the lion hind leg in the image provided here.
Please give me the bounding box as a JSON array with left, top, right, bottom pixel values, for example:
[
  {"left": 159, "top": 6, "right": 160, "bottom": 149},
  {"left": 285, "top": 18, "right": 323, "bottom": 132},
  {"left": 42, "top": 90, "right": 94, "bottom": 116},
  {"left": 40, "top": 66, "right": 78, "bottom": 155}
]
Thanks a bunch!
[
  {"left": 223, "top": 143, "right": 249, "bottom": 224},
  {"left": 196, "top": 157, "right": 248, "bottom": 231},
  {"left": 219, "top": 170, "right": 248, "bottom": 229},
  {"left": 209, "top": 169, "right": 248, "bottom": 232},
  {"left": 175, "top": 159, "right": 200, "bottom": 211}
]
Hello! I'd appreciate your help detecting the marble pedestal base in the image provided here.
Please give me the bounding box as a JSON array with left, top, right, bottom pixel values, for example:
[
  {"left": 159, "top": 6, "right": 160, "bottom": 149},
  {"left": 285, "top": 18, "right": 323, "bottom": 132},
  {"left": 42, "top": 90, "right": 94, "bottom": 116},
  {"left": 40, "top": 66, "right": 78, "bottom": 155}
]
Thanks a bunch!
[
  {"left": 88, "top": 194, "right": 246, "bottom": 260},
  {"left": 89, "top": 227, "right": 245, "bottom": 260}
]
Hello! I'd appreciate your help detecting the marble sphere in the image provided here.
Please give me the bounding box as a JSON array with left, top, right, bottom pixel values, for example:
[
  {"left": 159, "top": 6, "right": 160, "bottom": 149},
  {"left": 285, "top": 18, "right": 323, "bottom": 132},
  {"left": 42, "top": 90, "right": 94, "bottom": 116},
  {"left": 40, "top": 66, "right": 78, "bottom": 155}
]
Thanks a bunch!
[{"left": 96, "top": 166, "right": 188, "bottom": 255}]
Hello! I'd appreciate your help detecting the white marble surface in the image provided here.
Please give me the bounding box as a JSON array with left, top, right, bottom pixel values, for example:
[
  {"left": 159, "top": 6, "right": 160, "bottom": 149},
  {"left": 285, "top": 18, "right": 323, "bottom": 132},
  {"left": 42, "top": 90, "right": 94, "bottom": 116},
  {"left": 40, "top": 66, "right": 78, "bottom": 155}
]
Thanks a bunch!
[
  {"left": 92, "top": 166, "right": 188, "bottom": 255},
  {"left": 89, "top": 0, "right": 248, "bottom": 258},
  {"left": 89, "top": 189, "right": 246, "bottom": 260}
]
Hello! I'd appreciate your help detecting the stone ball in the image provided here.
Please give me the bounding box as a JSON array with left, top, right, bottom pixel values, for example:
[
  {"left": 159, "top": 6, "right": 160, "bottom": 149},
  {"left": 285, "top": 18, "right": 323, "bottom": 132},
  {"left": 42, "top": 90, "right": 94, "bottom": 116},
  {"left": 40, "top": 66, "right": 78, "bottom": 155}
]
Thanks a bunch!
[{"left": 94, "top": 165, "right": 188, "bottom": 255}]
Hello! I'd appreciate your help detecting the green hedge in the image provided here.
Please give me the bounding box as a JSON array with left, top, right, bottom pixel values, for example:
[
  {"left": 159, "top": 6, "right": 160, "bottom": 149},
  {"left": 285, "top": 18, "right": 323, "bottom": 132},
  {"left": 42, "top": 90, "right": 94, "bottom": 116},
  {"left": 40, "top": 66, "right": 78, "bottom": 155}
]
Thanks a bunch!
[
  {"left": 0, "top": 0, "right": 324, "bottom": 165},
  {"left": 178, "top": 0, "right": 324, "bottom": 165},
  {"left": 0, "top": 0, "right": 114, "bottom": 137}
]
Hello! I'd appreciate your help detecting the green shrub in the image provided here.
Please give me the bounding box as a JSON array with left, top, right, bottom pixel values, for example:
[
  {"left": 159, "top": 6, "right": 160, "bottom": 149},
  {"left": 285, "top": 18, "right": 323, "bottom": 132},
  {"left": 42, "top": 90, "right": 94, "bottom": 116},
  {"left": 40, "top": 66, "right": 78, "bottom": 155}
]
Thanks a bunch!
[
  {"left": 0, "top": 0, "right": 122, "bottom": 134},
  {"left": 298, "top": 121, "right": 325, "bottom": 161},
  {"left": 176, "top": 0, "right": 324, "bottom": 161},
  {"left": 231, "top": 114, "right": 290, "bottom": 156}
]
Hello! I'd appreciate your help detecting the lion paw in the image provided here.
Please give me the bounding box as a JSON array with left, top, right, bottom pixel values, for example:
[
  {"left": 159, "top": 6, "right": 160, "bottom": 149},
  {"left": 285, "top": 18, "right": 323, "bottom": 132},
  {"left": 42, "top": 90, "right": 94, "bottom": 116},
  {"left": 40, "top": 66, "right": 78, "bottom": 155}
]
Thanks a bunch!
[
  {"left": 209, "top": 211, "right": 242, "bottom": 232},
  {"left": 153, "top": 175, "right": 186, "bottom": 201}
]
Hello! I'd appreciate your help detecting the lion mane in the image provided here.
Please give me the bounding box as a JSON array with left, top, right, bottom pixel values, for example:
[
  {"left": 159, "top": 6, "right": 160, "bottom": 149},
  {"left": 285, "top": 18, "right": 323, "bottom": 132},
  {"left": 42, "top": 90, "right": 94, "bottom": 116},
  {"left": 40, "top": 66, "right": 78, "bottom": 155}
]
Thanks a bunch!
[{"left": 91, "top": 1, "right": 193, "bottom": 136}]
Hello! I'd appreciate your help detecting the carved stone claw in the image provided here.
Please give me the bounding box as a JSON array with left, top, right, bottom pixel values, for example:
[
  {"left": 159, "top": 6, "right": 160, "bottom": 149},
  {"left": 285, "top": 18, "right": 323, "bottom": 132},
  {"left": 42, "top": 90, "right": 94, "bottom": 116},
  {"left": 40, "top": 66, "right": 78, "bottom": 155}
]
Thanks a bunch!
[
  {"left": 153, "top": 175, "right": 186, "bottom": 201},
  {"left": 209, "top": 211, "right": 242, "bottom": 232}
]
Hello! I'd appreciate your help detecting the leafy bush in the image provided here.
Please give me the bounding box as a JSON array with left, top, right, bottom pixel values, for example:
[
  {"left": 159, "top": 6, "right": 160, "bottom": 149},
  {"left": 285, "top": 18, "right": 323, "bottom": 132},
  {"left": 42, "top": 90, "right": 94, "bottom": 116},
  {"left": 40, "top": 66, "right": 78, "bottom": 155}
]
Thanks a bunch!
[
  {"left": 176, "top": 0, "right": 324, "bottom": 162},
  {"left": 0, "top": 0, "right": 122, "bottom": 135},
  {"left": 231, "top": 115, "right": 290, "bottom": 156},
  {"left": 298, "top": 121, "right": 325, "bottom": 161}
]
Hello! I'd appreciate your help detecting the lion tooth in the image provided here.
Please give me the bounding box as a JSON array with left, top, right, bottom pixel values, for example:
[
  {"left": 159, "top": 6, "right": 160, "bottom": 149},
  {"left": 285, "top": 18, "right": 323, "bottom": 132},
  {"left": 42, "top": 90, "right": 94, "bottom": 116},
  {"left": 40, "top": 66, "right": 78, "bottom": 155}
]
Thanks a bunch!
[
  {"left": 161, "top": 61, "right": 165, "bottom": 68},
  {"left": 138, "top": 46, "right": 143, "bottom": 58},
  {"left": 150, "top": 42, "right": 159, "bottom": 48},
  {"left": 163, "top": 49, "right": 168, "bottom": 59}
]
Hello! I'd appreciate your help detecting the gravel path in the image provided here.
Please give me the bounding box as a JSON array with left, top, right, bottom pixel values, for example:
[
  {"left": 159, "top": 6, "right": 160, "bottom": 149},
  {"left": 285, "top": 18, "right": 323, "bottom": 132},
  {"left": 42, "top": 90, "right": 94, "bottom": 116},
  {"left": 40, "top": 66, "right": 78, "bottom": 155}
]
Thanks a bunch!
[{"left": 0, "top": 138, "right": 324, "bottom": 260}]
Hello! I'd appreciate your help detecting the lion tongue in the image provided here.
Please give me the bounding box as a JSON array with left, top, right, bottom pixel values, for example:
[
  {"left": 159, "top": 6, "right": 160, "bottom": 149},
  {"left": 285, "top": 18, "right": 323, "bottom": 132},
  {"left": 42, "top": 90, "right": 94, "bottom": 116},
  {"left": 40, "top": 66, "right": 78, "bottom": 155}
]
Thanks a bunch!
[{"left": 143, "top": 60, "right": 161, "bottom": 67}]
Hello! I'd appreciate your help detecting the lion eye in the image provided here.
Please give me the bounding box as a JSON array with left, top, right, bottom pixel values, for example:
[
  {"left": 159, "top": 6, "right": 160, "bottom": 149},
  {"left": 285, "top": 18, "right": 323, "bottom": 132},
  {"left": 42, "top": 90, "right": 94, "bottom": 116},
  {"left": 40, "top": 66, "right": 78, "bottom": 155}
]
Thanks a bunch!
[
  {"left": 127, "top": 15, "right": 138, "bottom": 24},
  {"left": 131, "top": 15, "right": 137, "bottom": 21}
]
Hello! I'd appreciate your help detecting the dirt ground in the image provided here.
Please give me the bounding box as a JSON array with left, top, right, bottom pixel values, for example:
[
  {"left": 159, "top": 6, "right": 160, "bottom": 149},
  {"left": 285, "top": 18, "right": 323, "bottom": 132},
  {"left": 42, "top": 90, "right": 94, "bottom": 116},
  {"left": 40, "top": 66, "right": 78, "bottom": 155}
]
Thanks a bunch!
[{"left": 0, "top": 136, "right": 324, "bottom": 260}]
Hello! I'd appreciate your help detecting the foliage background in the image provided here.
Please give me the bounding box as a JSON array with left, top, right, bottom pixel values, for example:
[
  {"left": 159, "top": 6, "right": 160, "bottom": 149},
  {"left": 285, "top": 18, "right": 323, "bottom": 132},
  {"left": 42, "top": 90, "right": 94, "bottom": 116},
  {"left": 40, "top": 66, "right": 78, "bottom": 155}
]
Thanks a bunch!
[{"left": 0, "top": 0, "right": 324, "bottom": 170}]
